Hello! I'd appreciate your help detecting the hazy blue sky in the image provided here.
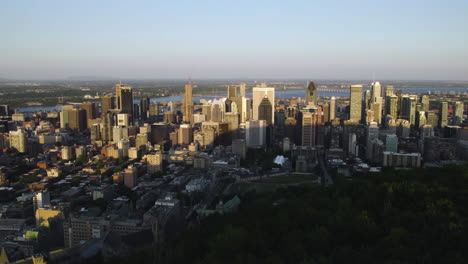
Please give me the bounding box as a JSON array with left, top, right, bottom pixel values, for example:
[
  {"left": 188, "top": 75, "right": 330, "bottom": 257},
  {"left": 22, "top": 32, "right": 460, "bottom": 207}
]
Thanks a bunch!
[{"left": 1, "top": 0, "right": 467, "bottom": 80}]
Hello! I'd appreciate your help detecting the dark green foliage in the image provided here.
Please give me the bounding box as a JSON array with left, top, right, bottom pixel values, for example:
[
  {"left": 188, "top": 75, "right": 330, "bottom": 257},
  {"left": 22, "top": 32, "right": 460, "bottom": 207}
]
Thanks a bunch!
[
  {"left": 75, "top": 155, "right": 89, "bottom": 166},
  {"left": 158, "top": 164, "right": 468, "bottom": 264}
]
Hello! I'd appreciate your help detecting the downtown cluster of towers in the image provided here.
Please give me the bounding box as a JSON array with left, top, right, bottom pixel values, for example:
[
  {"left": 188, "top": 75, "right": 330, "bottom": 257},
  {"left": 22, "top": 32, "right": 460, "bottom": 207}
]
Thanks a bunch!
[{"left": 53, "top": 80, "right": 465, "bottom": 166}]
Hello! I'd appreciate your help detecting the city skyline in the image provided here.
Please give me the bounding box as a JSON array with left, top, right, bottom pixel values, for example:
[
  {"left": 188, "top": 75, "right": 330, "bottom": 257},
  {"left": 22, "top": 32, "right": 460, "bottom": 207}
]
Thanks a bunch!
[{"left": 1, "top": 0, "right": 467, "bottom": 80}]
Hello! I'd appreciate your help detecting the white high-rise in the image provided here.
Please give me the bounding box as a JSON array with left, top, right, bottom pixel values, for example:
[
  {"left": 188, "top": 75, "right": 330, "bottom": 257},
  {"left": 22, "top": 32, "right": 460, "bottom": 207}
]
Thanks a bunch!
[
  {"left": 330, "top": 96, "right": 336, "bottom": 121},
  {"left": 9, "top": 129, "right": 27, "bottom": 153},
  {"left": 252, "top": 84, "right": 275, "bottom": 124}
]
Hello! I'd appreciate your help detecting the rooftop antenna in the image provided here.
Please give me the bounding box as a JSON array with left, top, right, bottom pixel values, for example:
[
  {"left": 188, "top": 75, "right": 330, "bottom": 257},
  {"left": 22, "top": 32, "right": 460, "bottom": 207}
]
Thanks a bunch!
[
  {"left": 372, "top": 72, "right": 375, "bottom": 83},
  {"left": 119, "top": 79, "right": 122, "bottom": 85}
]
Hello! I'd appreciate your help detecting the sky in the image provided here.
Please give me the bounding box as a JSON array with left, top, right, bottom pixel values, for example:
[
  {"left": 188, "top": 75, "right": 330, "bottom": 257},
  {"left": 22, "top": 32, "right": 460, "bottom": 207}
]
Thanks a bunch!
[{"left": 1, "top": 0, "right": 467, "bottom": 80}]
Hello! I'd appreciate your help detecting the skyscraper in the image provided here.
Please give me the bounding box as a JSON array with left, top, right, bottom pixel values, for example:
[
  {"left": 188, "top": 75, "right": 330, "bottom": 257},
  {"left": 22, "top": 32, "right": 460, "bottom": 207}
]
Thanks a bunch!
[
  {"left": 330, "top": 96, "right": 336, "bottom": 121},
  {"left": 245, "top": 120, "right": 266, "bottom": 147},
  {"left": 370, "top": 82, "right": 383, "bottom": 124},
  {"left": 306, "top": 81, "right": 317, "bottom": 106},
  {"left": 68, "top": 108, "right": 86, "bottom": 131},
  {"left": 178, "top": 124, "right": 193, "bottom": 145},
  {"left": 385, "top": 85, "right": 394, "bottom": 97},
  {"left": 252, "top": 84, "right": 275, "bottom": 124},
  {"left": 258, "top": 97, "right": 273, "bottom": 125},
  {"left": 440, "top": 101, "right": 448, "bottom": 128},
  {"left": 239, "top": 83, "right": 246, "bottom": 97},
  {"left": 401, "top": 95, "right": 416, "bottom": 125},
  {"left": 302, "top": 112, "right": 318, "bottom": 147},
  {"left": 149, "top": 103, "right": 159, "bottom": 123},
  {"left": 9, "top": 129, "right": 27, "bottom": 153},
  {"left": 227, "top": 85, "right": 237, "bottom": 98},
  {"left": 454, "top": 101, "right": 464, "bottom": 126},
  {"left": 81, "top": 102, "right": 96, "bottom": 129},
  {"left": 115, "top": 84, "right": 133, "bottom": 120},
  {"left": 421, "top": 95, "right": 430, "bottom": 112},
  {"left": 349, "top": 85, "right": 363, "bottom": 122},
  {"left": 211, "top": 99, "right": 225, "bottom": 122},
  {"left": 101, "top": 96, "right": 115, "bottom": 116},
  {"left": 183, "top": 81, "right": 193, "bottom": 123},
  {"left": 60, "top": 105, "right": 75, "bottom": 129},
  {"left": 371, "top": 81, "right": 381, "bottom": 103},
  {"left": 140, "top": 96, "right": 150, "bottom": 120}
]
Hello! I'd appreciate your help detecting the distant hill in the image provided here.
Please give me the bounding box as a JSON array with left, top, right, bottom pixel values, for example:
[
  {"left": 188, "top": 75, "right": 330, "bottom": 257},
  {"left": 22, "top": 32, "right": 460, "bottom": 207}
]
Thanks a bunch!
[{"left": 65, "top": 76, "right": 118, "bottom": 81}]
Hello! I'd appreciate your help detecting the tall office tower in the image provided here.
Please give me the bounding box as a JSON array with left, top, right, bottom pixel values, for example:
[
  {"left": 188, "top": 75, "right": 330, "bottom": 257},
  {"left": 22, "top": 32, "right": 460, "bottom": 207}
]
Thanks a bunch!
[
  {"left": 90, "top": 124, "right": 102, "bottom": 144},
  {"left": 0, "top": 134, "right": 4, "bottom": 152},
  {"left": 60, "top": 105, "right": 73, "bottom": 129},
  {"left": 101, "top": 96, "right": 115, "bottom": 116},
  {"left": 135, "top": 133, "right": 148, "bottom": 149},
  {"left": 440, "top": 101, "right": 448, "bottom": 128},
  {"left": 426, "top": 111, "right": 439, "bottom": 127},
  {"left": 202, "top": 104, "right": 212, "bottom": 121},
  {"left": 115, "top": 83, "right": 133, "bottom": 124},
  {"left": 396, "top": 89, "right": 402, "bottom": 117},
  {"left": 211, "top": 99, "right": 225, "bottom": 122},
  {"left": 149, "top": 103, "right": 159, "bottom": 122},
  {"left": 348, "top": 133, "right": 358, "bottom": 156},
  {"left": 385, "top": 85, "right": 394, "bottom": 97},
  {"left": 252, "top": 85, "right": 275, "bottom": 124},
  {"left": 227, "top": 85, "right": 237, "bottom": 98},
  {"left": 68, "top": 108, "right": 86, "bottom": 131},
  {"left": 147, "top": 153, "right": 163, "bottom": 173},
  {"left": 150, "top": 124, "right": 171, "bottom": 144},
  {"left": 33, "top": 190, "right": 51, "bottom": 212},
  {"left": 385, "top": 95, "right": 398, "bottom": 119},
  {"left": 101, "top": 112, "right": 112, "bottom": 142},
  {"left": 112, "top": 126, "right": 129, "bottom": 144},
  {"left": 454, "top": 101, "right": 464, "bottom": 126},
  {"left": 168, "top": 101, "right": 174, "bottom": 112},
  {"left": 421, "top": 95, "right": 430, "bottom": 112},
  {"left": 81, "top": 102, "right": 96, "bottom": 129},
  {"left": 140, "top": 96, "right": 150, "bottom": 120},
  {"left": 397, "top": 120, "right": 411, "bottom": 138},
  {"left": 371, "top": 81, "right": 382, "bottom": 102},
  {"left": 178, "top": 124, "right": 193, "bottom": 145},
  {"left": 370, "top": 103, "right": 381, "bottom": 124},
  {"left": 9, "top": 129, "right": 27, "bottom": 153},
  {"left": 245, "top": 120, "right": 267, "bottom": 147},
  {"left": 133, "top": 104, "right": 140, "bottom": 122},
  {"left": 305, "top": 81, "right": 317, "bottom": 106},
  {"left": 417, "top": 111, "right": 427, "bottom": 127},
  {"left": 163, "top": 111, "right": 176, "bottom": 124},
  {"left": 258, "top": 97, "right": 273, "bottom": 125},
  {"left": 385, "top": 134, "right": 398, "bottom": 153},
  {"left": 330, "top": 97, "right": 336, "bottom": 121},
  {"left": 0, "top": 105, "right": 10, "bottom": 116},
  {"left": 401, "top": 95, "right": 416, "bottom": 125},
  {"left": 224, "top": 112, "right": 239, "bottom": 132},
  {"left": 239, "top": 83, "right": 246, "bottom": 97},
  {"left": 371, "top": 82, "right": 383, "bottom": 124},
  {"left": 349, "top": 85, "right": 363, "bottom": 122},
  {"left": 366, "top": 122, "right": 379, "bottom": 160},
  {"left": 323, "top": 103, "right": 330, "bottom": 123},
  {"left": 118, "top": 139, "right": 130, "bottom": 157},
  {"left": 183, "top": 81, "right": 193, "bottom": 123},
  {"left": 117, "top": 113, "right": 130, "bottom": 127},
  {"left": 302, "top": 112, "right": 318, "bottom": 147}
]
